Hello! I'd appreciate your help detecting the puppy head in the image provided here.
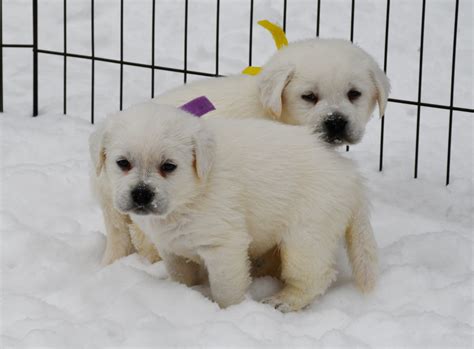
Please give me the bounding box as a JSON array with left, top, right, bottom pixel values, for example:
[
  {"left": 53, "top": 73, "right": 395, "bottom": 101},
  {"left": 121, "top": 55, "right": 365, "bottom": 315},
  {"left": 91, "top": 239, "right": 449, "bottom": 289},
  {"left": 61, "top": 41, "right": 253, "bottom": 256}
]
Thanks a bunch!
[
  {"left": 94, "top": 103, "right": 215, "bottom": 217},
  {"left": 258, "top": 38, "right": 390, "bottom": 145}
]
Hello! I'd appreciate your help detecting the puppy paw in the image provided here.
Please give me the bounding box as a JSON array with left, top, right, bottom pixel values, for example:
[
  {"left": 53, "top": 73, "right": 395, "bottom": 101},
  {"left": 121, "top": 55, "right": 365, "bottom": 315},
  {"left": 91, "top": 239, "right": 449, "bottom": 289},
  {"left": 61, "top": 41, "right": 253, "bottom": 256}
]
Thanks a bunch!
[
  {"left": 101, "top": 254, "right": 119, "bottom": 266},
  {"left": 262, "top": 287, "right": 316, "bottom": 313},
  {"left": 101, "top": 250, "right": 128, "bottom": 266},
  {"left": 101, "top": 240, "right": 135, "bottom": 266},
  {"left": 262, "top": 296, "right": 298, "bottom": 313}
]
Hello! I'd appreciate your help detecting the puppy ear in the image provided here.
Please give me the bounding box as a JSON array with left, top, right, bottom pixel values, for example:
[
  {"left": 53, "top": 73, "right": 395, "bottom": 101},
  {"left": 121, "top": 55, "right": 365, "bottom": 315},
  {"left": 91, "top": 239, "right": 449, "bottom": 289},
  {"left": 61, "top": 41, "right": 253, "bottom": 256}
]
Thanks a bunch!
[
  {"left": 370, "top": 65, "right": 391, "bottom": 117},
  {"left": 193, "top": 124, "right": 216, "bottom": 180},
  {"left": 258, "top": 63, "right": 294, "bottom": 119},
  {"left": 89, "top": 121, "right": 109, "bottom": 176},
  {"left": 95, "top": 142, "right": 107, "bottom": 176}
]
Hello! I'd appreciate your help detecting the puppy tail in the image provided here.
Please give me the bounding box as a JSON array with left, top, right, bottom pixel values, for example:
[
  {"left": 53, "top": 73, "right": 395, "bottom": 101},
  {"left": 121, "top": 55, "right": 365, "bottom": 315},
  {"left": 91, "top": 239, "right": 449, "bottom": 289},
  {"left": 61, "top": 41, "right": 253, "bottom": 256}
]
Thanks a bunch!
[{"left": 345, "top": 207, "right": 378, "bottom": 293}]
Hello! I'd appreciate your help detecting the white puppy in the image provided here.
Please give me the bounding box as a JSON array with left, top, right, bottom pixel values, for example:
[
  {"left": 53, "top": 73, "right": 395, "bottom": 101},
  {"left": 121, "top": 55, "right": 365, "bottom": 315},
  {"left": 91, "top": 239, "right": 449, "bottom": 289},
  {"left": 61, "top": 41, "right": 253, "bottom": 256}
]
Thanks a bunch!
[
  {"left": 157, "top": 38, "right": 390, "bottom": 144},
  {"left": 91, "top": 103, "right": 377, "bottom": 312},
  {"left": 92, "top": 38, "right": 387, "bottom": 287}
]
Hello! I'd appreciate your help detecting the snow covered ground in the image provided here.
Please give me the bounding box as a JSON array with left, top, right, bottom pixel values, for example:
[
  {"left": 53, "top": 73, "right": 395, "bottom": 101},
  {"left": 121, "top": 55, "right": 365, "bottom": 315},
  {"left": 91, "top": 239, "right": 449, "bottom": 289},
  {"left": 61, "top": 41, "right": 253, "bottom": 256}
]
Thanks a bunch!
[{"left": 1, "top": 0, "right": 473, "bottom": 347}]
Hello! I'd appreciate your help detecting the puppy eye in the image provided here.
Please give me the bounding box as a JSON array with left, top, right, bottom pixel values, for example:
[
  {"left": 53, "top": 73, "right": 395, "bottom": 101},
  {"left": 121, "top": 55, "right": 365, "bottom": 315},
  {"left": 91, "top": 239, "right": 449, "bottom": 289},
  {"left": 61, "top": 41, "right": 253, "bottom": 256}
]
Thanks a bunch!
[
  {"left": 116, "top": 159, "right": 132, "bottom": 171},
  {"left": 301, "top": 92, "right": 318, "bottom": 104},
  {"left": 160, "top": 162, "right": 177, "bottom": 174},
  {"left": 347, "top": 89, "right": 361, "bottom": 102}
]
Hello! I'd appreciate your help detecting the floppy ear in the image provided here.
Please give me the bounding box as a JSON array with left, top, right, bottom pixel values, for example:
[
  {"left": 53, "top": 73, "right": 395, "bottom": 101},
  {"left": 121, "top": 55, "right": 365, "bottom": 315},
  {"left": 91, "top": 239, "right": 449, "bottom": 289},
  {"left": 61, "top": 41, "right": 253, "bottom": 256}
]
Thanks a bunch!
[
  {"left": 370, "top": 65, "right": 391, "bottom": 117},
  {"left": 257, "top": 63, "right": 294, "bottom": 119},
  {"left": 193, "top": 124, "right": 216, "bottom": 180},
  {"left": 89, "top": 121, "right": 109, "bottom": 176},
  {"left": 95, "top": 141, "right": 107, "bottom": 176}
]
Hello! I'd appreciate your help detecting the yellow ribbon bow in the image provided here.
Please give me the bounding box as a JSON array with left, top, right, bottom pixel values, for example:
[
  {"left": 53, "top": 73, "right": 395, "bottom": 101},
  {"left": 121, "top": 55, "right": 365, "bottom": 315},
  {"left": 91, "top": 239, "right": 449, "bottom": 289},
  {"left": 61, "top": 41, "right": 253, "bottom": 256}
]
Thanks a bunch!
[{"left": 242, "top": 20, "right": 288, "bottom": 76}]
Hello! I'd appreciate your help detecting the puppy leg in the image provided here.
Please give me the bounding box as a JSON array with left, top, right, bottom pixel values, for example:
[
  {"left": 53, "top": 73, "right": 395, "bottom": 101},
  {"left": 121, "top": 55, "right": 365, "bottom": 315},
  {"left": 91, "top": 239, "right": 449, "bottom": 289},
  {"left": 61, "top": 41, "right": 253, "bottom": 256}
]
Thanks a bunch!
[
  {"left": 263, "top": 228, "right": 338, "bottom": 312},
  {"left": 345, "top": 205, "right": 378, "bottom": 292},
  {"left": 162, "top": 252, "right": 203, "bottom": 287},
  {"left": 200, "top": 245, "right": 251, "bottom": 308},
  {"left": 101, "top": 204, "right": 135, "bottom": 265},
  {"left": 129, "top": 223, "right": 161, "bottom": 263}
]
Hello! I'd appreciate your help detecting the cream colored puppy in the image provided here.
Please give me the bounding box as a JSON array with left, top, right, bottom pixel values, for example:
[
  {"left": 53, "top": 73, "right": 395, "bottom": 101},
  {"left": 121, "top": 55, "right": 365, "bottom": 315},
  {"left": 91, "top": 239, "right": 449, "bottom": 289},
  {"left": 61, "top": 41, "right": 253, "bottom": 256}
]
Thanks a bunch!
[
  {"left": 91, "top": 102, "right": 377, "bottom": 312},
  {"left": 157, "top": 38, "right": 389, "bottom": 144},
  {"left": 93, "top": 38, "right": 387, "bottom": 288}
]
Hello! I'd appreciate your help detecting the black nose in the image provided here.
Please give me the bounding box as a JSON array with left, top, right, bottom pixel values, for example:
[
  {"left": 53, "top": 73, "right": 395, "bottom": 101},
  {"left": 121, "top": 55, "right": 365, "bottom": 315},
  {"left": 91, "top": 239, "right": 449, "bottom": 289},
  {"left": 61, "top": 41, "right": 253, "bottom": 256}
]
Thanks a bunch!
[
  {"left": 324, "top": 115, "right": 347, "bottom": 139},
  {"left": 131, "top": 186, "right": 155, "bottom": 206}
]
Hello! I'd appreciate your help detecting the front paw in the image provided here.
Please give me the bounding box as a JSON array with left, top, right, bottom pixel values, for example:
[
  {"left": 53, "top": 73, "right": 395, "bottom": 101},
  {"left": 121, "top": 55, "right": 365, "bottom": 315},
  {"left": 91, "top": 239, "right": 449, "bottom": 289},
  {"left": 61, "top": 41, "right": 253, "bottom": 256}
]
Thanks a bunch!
[
  {"left": 262, "top": 292, "right": 309, "bottom": 313},
  {"left": 101, "top": 249, "right": 127, "bottom": 266},
  {"left": 262, "top": 296, "right": 294, "bottom": 313},
  {"left": 101, "top": 254, "right": 119, "bottom": 266}
]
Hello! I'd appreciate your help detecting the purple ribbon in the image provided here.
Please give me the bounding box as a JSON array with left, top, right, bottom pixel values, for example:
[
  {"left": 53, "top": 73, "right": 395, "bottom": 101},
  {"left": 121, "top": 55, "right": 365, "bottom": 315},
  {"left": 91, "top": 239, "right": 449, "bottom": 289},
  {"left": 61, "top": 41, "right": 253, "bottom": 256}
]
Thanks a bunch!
[{"left": 179, "top": 96, "right": 216, "bottom": 117}]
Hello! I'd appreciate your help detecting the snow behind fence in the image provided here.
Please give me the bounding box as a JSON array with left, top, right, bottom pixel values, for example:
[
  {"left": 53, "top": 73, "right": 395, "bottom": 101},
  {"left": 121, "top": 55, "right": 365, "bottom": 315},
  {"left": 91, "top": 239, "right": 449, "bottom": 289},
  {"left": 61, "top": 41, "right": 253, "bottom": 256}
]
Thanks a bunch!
[{"left": 1, "top": 0, "right": 473, "bottom": 184}]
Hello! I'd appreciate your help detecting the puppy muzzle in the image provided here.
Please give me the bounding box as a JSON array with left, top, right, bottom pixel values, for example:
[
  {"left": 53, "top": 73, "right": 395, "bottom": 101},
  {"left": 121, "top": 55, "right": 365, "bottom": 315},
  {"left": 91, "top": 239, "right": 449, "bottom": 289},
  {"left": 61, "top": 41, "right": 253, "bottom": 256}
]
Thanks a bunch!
[
  {"left": 324, "top": 114, "right": 347, "bottom": 141},
  {"left": 126, "top": 184, "right": 166, "bottom": 216},
  {"left": 317, "top": 113, "right": 356, "bottom": 145},
  {"left": 131, "top": 186, "right": 155, "bottom": 207}
]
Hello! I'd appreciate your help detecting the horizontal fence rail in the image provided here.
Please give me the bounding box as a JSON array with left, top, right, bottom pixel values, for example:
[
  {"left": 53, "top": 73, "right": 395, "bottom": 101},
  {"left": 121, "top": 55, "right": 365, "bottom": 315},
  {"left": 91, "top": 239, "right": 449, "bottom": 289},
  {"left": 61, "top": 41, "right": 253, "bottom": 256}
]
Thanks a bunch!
[{"left": 0, "top": 0, "right": 472, "bottom": 186}]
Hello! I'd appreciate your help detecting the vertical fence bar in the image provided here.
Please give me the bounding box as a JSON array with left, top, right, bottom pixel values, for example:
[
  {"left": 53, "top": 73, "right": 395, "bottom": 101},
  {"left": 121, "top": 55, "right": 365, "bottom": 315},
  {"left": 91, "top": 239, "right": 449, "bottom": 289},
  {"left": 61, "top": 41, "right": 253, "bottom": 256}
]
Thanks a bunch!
[
  {"left": 316, "top": 0, "right": 321, "bottom": 36},
  {"left": 183, "top": 0, "right": 188, "bottom": 83},
  {"left": 0, "top": 0, "right": 3, "bottom": 113},
  {"left": 119, "top": 0, "right": 124, "bottom": 110},
  {"left": 446, "top": 0, "right": 459, "bottom": 185},
  {"left": 32, "top": 0, "right": 38, "bottom": 116},
  {"left": 350, "top": 0, "right": 354, "bottom": 42},
  {"left": 63, "top": 0, "right": 67, "bottom": 115},
  {"left": 283, "top": 0, "right": 287, "bottom": 32},
  {"left": 249, "top": 0, "right": 254, "bottom": 66},
  {"left": 414, "top": 0, "right": 426, "bottom": 178},
  {"left": 91, "top": 0, "right": 95, "bottom": 124},
  {"left": 346, "top": 0, "right": 355, "bottom": 152},
  {"left": 215, "top": 0, "right": 220, "bottom": 76},
  {"left": 151, "top": 0, "right": 155, "bottom": 98},
  {"left": 379, "top": 0, "right": 390, "bottom": 171}
]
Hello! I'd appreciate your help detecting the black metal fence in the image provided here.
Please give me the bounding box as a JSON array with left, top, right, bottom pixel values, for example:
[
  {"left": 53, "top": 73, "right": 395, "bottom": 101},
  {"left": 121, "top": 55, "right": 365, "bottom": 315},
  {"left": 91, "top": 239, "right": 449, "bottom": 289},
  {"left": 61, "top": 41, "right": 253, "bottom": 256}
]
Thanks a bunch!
[{"left": 0, "top": 0, "right": 472, "bottom": 185}]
